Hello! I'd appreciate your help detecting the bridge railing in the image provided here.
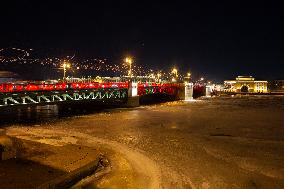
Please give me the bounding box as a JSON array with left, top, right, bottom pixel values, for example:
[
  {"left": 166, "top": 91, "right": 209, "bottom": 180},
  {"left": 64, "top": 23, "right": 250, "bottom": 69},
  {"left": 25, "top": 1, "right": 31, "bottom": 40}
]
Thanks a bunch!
[
  {"left": 137, "top": 83, "right": 184, "bottom": 96},
  {"left": 0, "top": 81, "right": 184, "bottom": 94},
  {"left": 0, "top": 82, "right": 129, "bottom": 93}
]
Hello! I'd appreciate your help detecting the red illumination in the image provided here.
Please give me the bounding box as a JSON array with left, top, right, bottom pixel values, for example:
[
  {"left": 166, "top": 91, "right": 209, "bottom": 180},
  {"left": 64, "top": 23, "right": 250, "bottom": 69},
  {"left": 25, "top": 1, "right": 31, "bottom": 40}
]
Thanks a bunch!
[{"left": 0, "top": 81, "right": 181, "bottom": 97}]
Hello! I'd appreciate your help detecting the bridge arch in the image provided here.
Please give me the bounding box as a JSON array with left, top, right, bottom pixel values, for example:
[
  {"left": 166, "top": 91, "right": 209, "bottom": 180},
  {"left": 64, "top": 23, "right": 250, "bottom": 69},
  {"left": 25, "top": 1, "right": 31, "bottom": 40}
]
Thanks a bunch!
[{"left": 240, "top": 85, "right": 249, "bottom": 93}]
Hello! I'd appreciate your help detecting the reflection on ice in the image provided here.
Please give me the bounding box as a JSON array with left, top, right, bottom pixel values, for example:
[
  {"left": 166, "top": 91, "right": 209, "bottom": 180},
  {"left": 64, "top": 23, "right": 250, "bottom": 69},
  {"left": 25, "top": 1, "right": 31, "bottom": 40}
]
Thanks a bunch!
[
  {"left": 169, "top": 123, "right": 177, "bottom": 129},
  {"left": 184, "top": 99, "right": 202, "bottom": 102}
]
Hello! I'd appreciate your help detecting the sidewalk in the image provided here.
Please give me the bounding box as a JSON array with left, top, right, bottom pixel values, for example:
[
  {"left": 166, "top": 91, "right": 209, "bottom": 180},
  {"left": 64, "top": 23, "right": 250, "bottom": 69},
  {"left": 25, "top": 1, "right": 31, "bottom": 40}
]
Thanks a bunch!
[{"left": 0, "top": 136, "right": 101, "bottom": 189}]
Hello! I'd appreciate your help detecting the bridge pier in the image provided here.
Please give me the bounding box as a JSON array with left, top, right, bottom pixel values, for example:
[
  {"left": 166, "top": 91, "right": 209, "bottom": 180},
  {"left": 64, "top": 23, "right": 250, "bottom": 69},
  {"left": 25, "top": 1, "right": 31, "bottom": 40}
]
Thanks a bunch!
[
  {"left": 125, "top": 96, "right": 140, "bottom": 107},
  {"left": 176, "top": 82, "right": 193, "bottom": 101},
  {"left": 184, "top": 82, "right": 193, "bottom": 100},
  {"left": 125, "top": 82, "right": 139, "bottom": 107},
  {"left": 205, "top": 85, "right": 213, "bottom": 97}
]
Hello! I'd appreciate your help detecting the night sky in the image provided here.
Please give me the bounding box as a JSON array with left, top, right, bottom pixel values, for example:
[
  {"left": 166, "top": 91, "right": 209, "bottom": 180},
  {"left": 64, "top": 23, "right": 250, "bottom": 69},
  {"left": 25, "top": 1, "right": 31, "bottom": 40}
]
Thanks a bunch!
[{"left": 1, "top": 1, "right": 283, "bottom": 81}]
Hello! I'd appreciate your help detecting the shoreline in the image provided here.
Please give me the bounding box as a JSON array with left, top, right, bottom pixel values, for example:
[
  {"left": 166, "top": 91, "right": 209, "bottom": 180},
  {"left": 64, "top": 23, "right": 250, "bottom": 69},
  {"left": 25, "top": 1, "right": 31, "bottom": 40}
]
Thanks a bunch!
[{"left": 219, "top": 92, "right": 284, "bottom": 96}]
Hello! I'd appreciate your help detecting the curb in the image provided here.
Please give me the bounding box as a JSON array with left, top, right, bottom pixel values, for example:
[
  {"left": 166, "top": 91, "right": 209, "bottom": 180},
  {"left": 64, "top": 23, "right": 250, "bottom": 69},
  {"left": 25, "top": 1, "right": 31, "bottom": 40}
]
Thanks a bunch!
[{"left": 37, "top": 155, "right": 105, "bottom": 189}]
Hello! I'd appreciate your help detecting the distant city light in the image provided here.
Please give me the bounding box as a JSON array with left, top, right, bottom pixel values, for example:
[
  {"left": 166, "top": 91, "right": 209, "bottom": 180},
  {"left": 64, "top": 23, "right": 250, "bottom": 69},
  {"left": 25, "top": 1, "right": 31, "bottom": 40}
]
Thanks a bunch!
[{"left": 0, "top": 47, "right": 205, "bottom": 81}]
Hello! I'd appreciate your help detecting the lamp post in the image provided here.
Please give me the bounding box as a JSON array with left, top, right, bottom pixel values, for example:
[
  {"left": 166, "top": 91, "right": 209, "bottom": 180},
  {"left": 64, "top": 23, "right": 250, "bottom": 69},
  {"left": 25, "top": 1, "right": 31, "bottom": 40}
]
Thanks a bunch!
[
  {"left": 185, "top": 72, "right": 191, "bottom": 82},
  {"left": 187, "top": 72, "right": 191, "bottom": 78},
  {"left": 125, "top": 57, "right": 133, "bottom": 78},
  {"left": 125, "top": 57, "right": 134, "bottom": 97},
  {"left": 171, "top": 68, "right": 178, "bottom": 82},
  {"left": 62, "top": 61, "right": 71, "bottom": 80}
]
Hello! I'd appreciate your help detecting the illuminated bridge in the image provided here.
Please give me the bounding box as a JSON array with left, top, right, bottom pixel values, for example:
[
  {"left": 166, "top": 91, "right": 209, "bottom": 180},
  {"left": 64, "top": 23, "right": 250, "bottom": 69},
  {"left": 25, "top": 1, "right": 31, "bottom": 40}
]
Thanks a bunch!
[{"left": 0, "top": 81, "right": 189, "bottom": 107}]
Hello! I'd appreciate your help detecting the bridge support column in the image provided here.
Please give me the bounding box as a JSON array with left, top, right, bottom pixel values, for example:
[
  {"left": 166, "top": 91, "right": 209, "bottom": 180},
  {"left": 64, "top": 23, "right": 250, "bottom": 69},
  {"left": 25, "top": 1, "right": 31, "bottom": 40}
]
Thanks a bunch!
[
  {"left": 206, "top": 85, "right": 213, "bottom": 97},
  {"left": 185, "top": 82, "right": 193, "bottom": 100},
  {"left": 125, "top": 82, "right": 139, "bottom": 107}
]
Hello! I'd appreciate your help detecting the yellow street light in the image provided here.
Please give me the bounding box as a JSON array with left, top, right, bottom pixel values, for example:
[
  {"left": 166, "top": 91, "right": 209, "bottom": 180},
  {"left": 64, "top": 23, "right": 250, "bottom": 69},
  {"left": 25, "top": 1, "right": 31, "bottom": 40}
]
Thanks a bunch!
[
  {"left": 125, "top": 57, "right": 133, "bottom": 78},
  {"left": 171, "top": 68, "right": 178, "bottom": 78},
  {"left": 187, "top": 72, "right": 191, "bottom": 77},
  {"left": 62, "top": 61, "right": 71, "bottom": 80},
  {"left": 171, "top": 68, "right": 178, "bottom": 83}
]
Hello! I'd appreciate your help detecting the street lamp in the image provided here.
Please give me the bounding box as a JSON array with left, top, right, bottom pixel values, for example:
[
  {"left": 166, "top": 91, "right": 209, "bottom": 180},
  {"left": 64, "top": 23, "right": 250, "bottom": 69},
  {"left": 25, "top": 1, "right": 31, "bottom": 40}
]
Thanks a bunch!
[
  {"left": 62, "top": 61, "right": 71, "bottom": 80},
  {"left": 184, "top": 72, "right": 191, "bottom": 82},
  {"left": 125, "top": 57, "right": 133, "bottom": 78},
  {"left": 171, "top": 68, "right": 178, "bottom": 82},
  {"left": 125, "top": 57, "right": 134, "bottom": 97},
  {"left": 187, "top": 72, "right": 191, "bottom": 78},
  {"left": 172, "top": 68, "right": 178, "bottom": 77}
]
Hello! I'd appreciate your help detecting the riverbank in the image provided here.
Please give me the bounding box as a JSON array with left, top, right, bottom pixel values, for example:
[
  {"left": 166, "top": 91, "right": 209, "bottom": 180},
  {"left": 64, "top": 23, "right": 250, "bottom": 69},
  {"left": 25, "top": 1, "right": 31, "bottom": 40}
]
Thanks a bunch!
[
  {"left": 219, "top": 91, "right": 284, "bottom": 96},
  {"left": 4, "top": 126, "right": 160, "bottom": 189},
  {"left": 0, "top": 134, "right": 102, "bottom": 189}
]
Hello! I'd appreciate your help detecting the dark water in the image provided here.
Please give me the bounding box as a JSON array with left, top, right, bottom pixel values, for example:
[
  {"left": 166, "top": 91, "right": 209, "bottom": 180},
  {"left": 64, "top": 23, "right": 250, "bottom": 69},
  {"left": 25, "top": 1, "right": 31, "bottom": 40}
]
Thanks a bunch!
[
  {"left": 0, "top": 105, "right": 59, "bottom": 125},
  {"left": 0, "top": 104, "right": 116, "bottom": 126},
  {"left": 0, "top": 94, "right": 176, "bottom": 126}
]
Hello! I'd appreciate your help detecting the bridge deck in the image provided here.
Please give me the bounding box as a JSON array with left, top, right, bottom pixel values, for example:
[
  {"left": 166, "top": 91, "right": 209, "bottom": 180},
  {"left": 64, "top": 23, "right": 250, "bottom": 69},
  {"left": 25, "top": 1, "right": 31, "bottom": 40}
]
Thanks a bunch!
[{"left": 0, "top": 81, "right": 184, "bottom": 107}]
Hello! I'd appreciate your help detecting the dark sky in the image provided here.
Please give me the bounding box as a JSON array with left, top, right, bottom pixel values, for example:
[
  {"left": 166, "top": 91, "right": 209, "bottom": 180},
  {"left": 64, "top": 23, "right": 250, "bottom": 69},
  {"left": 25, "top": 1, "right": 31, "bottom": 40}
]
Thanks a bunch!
[{"left": 1, "top": 1, "right": 283, "bottom": 81}]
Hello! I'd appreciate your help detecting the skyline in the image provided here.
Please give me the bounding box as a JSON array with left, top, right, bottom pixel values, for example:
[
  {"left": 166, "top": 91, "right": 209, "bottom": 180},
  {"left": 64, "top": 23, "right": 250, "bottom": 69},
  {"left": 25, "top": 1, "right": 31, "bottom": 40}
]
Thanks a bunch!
[{"left": 0, "top": 1, "right": 283, "bottom": 81}]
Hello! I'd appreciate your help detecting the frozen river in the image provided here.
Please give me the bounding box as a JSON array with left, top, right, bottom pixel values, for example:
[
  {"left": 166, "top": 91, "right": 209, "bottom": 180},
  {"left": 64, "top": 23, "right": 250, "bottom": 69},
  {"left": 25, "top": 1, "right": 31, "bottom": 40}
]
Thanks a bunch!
[{"left": 4, "top": 96, "right": 284, "bottom": 188}]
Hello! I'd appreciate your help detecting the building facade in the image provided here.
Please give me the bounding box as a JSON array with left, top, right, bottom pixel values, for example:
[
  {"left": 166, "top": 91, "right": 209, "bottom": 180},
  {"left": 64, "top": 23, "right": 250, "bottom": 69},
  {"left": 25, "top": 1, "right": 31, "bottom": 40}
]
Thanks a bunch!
[{"left": 224, "top": 76, "right": 268, "bottom": 93}]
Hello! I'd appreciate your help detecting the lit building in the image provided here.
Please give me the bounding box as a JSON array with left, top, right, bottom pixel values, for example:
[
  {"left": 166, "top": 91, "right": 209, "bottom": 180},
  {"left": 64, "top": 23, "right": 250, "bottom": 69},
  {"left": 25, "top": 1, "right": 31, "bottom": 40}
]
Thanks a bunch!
[{"left": 224, "top": 76, "right": 268, "bottom": 93}]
